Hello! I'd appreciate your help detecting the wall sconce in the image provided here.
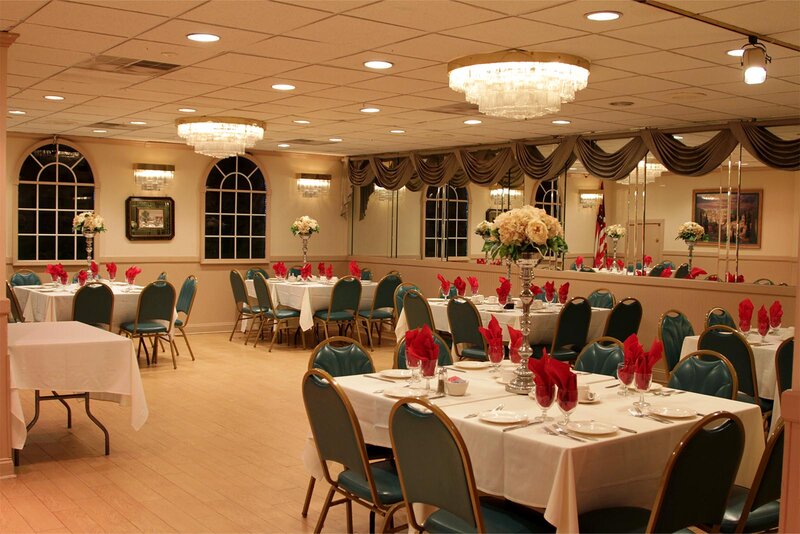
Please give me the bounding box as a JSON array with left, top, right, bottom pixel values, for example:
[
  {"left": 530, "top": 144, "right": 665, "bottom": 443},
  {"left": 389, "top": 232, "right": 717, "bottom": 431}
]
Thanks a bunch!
[
  {"left": 296, "top": 173, "right": 331, "bottom": 197},
  {"left": 490, "top": 187, "right": 522, "bottom": 206},
  {"left": 133, "top": 163, "right": 174, "bottom": 191},
  {"left": 579, "top": 189, "right": 603, "bottom": 208},
  {"left": 374, "top": 185, "right": 405, "bottom": 201}
]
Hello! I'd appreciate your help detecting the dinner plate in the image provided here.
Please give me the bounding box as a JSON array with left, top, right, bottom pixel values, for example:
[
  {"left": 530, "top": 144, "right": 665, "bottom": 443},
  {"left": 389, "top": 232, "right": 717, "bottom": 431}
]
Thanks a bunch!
[
  {"left": 384, "top": 387, "right": 427, "bottom": 399},
  {"left": 453, "top": 361, "right": 491, "bottom": 370},
  {"left": 481, "top": 306, "right": 507, "bottom": 313},
  {"left": 479, "top": 410, "right": 528, "bottom": 424},
  {"left": 578, "top": 398, "right": 601, "bottom": 405},
  {"left": 567, "top": 420, "right": 618, "bottom": 435},
  {"left": 380, "top": 369, "right": 412, "bottom": 379},
  {"left": 648, "top": 406, "right": 696, "bottom": 419},
  {"left": 35, "top": 288, "right": 56, "bottom": 292}
]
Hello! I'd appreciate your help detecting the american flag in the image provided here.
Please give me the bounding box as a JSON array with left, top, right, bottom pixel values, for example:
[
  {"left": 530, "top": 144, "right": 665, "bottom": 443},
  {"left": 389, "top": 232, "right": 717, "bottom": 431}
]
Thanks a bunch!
[{"left": 594, "top": 182, "right": 607, "bottom": 265}]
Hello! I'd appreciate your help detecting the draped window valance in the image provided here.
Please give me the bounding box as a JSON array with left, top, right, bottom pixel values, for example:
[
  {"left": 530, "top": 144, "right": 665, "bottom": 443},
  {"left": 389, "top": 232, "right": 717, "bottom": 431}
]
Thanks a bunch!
[{"left": 347, "top": 120, "right": 800, "bottom": 189}]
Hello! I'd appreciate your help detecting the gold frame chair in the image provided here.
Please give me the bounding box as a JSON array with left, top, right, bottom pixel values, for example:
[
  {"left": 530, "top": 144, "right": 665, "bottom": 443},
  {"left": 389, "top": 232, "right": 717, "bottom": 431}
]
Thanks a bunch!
[
  {"left": 6, "top": 281, "right": 25, "bottom": 323},
  {"left": 313, "top": 276, "right": 363, "bottom": 344},
  {"left": 72, "top": 282, "right": 115, "bottom": 331},
  {"left": 669, "top": 350, "right": 739, "bottom": 400},
  {"left": 119, "top": 281, "right": 178, "bottom": 369}
]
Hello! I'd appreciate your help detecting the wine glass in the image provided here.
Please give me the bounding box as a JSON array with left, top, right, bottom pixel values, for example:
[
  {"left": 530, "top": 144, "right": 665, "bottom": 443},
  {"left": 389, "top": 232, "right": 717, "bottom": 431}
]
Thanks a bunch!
[
  {"left": 633, "top": 371, "right": 653, "bottom": 409},
  {"left": 532, "top": 382, "right": 555, "bottom": 422},
  {"left": 488, "top": 344, "right": 504, "bottom": 373},
  {"left": 406, "top": 358, "right": 422, "bottom": 390},
  {"left": 556, "top": 386, "right": 578, "bottom": 426},
  {"left": 126, "top": 276, "right": 135, "bottom": 293},
  {"left": 758, "top": 322, "right": 769, "bottom": 344},
  {"left": 420, "top": 359, "right": 437, "bottom": 391},
  {"left": 617, "top": 363, "right": 633, "bottom": 396}
]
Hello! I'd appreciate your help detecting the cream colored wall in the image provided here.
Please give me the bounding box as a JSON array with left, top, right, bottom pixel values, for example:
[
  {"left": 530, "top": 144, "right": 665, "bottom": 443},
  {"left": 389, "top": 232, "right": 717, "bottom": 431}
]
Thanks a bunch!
[
  {"left": 397, "top": 188, "right": 422, "bottom": 258},
  {"left": 564, "top": 172, "right": 603, "bottom": 256},
  {"left": 352, "top": 187, "right": 394, "bottom": 257}
]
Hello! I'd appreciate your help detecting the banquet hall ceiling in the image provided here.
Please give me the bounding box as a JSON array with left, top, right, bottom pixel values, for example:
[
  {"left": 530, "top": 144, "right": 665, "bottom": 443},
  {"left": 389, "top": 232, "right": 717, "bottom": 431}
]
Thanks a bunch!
[{"left": 3, "top": 0, "right": 799, "bottom": 156}]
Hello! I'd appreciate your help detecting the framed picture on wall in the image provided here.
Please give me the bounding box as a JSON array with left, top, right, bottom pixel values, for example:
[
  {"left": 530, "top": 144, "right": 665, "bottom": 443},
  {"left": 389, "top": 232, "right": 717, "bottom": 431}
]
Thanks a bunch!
[
  {"left": 126, "top": 196, "right": 175, "bottom": 240},
  {"left": 692, "top": 189, "right": 762, "bottom": 248}
]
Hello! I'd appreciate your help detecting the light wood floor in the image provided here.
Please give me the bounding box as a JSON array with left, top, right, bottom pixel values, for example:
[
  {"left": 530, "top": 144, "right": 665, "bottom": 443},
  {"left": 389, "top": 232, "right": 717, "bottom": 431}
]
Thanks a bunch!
[{"left": 2, "top": 330, "right": 399, "bottom": 533}]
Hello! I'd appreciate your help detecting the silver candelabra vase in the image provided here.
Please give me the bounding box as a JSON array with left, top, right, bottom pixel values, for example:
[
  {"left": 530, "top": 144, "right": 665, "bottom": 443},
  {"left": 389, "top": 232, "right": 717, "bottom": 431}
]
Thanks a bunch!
[
  {"left": 506, "top": 251, "right": 541, "bottom": 395},
  {"left": 83, "top": 230, "right": 95, "bottom": 270},
  {"left": 300, "top": 234, "right": 310, "bottom": 263},
  {"left": 685, "top": 240, "right": 695, "bottom": 269},
  {"left": 611, "top": 237, "right": 619, "bottom": 268}
]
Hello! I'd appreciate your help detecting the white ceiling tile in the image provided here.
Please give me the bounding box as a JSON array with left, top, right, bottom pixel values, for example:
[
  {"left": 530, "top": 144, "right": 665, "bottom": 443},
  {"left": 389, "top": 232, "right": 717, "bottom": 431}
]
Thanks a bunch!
[
  {"left": 347, "top": 1, "right": 502, "bottom": 32},
  {"left": 70, "top": 96, "right": 161, "bottom": 112},
  {"left": 150, "top": 102, "right": 227, "bottom": 115},
  {"left": 113, "top": 87, "right": 183, "bottom": 103},
  {"left": 288, "top": 1, "right": 378, "bottom": 14},
  {"left": 238, "top": 77, "right": 336, "bottom": 94},
  {"left": 25, "top": 1, "right": 167, "bottom": 36},
  {"left": 8, "top": 60, "right": 63, "bottom": 78},
  {"left": 370, "top": 94, "right": 455, "bottom": 111},
  {"left": 325, "top": 51, "right": 439, "bottom": 74},
  {"left": 596, "top": 51, "right": 717, "bottom": 75},
  {"left": 410, "top": 86, "right": 469, "bottom": 102},
  {"left": 306, "top": 86, "right": 397, "bottom": 103},
  {"left": 10, "top": 88, "right": 97, "bottom": 104},
  {"left": 523, "top": 1, "right": 678, "bottom": 32},
  {"left": 0, "top": 0, "right": 48, "bottom": 25},
  {"left": 193, "top": 53, "right": 306, "bottom": 75},
  {"left": 636, "top": 87, "right": 741, "bottom": 106},
  {"left": 768, "top": 56, "right": 800, "bottom": 78},
  {"left": 697, "top": 1, "right": 800, "bottom": 35},
  {"left": 604, "top": 18, "right": 740, "bottom": 48},
  {"left": 706, "top": 77, "right": 800, "bottom": 97},
  {"left": 649, "top": 65, "right": 744, "bottom": 87},
  {"left": 131, "top": 78, "right": 223, "bottom": 96},
  {"left": 443, "top": 17, "right": 585, "bottom": 48},
  {"left": 377, "top": 34, "right": 495, "bottom": 62},
  {"left": 30, "top": 78, "right": 133, "bottom": 96},
  {"left": 161, "top": 67, "right": 262, "bottom": 86},
  {"left": 589, "top": 75, "right": 687, "bottom": 95},
  {"left": 13, "top": 22, "right": 126, "bottom": 53},
  {"left": 202, "top": 87, "right": 286, "bottom": 104},
  {"left": 180, "top": 1, "right": 330, "bottom": 34},
  {"left": 103, "top": 39, "right": 219, "bottom": 66},
  {"left": 286, "top": 14, "right": 425, "bottom": 47},
  {"left": 8, "top": 44, "right": 91, "bottom": 67},
  {"left": 69, "top": 1, "right": 206, "bottom": 17},
  {"left": 351, "top": 74, "right": 444, "bottom": 94},
  {"left": 278, "top": 65, "right": 379, "bottom": 85},
  {"left": 246, "top": 36, "right": 363, "bottom": 63},
  {"left": 136, "top": 19, "right": 268, "bottom": 48},
  {"left": 458, "top": 0, "right": 567, "bottom": 16},
  {"left": 751, "top": 91, "right": 800, "bottom": 108},
  {"left": 544, "top": 34, "right": 657, "bottom": 62}
]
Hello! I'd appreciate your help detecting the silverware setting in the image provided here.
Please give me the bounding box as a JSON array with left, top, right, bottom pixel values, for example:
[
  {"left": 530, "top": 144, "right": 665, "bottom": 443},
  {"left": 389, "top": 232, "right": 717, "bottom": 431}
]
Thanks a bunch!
[
  {"left": 628, "top": 406, "right": 673, "bottom": 424},
  {"left": 365, "top": 374, "right": 394, "bottom": 383},
  {"left": 605, "top": 383, "right": 622, "bottom": 389},
  {"left": 586, "top": 377, "right": 617, "bottom": 385},
  {"left": 465, "top": 403, "right": 504, "bottom": 419},
  {"left": 544, "top": 425, "right": 586, "bottom": 442},
  {"left": 553, "top": 424, "right": 598, "bottom": 441},
  {"left": 502, "top": 420, "right": 543, "bottom": 432},
  {"left": 652, "top": 389, "right": 686, "bottom": 396}
]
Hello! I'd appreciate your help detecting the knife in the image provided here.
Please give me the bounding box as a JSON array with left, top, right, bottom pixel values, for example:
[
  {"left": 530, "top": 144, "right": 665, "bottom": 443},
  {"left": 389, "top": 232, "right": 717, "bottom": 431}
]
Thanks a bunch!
[
  {"left": 502, "top": 420, "right": 543, "bottom": 432},
  {"left": 364, "top": 374, "right": 394, "bottom": 383},
  {"left": 616, "top": 425, "right": 638, "bottom": 434}
]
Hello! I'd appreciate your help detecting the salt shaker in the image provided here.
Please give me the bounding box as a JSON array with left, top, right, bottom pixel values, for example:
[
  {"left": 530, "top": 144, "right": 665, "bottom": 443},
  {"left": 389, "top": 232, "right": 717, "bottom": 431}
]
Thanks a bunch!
[{"left": 437, "top": 367, "right": 447, "bottom": 394}]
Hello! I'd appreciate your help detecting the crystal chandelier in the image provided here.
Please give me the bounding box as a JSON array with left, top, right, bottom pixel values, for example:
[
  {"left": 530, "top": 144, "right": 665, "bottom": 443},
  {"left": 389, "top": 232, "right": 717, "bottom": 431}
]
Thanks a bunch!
[
  {"left": 176, "top": 117, "right": 266, "bottom": 158},
  {"left": 618, "top": 160, "right": 667, "bottom": 185},
  {"left": 133, "top": 164, "right": 174, "bottom": 191},
  {"left": 448, "top": 50, "right": 590, "bottom": 120}
]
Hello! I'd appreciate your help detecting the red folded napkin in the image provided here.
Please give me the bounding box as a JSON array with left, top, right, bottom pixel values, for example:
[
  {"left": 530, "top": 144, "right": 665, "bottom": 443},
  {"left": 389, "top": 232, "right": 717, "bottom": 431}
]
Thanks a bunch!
[
  {"left": 467, "top": 276, "right": 479, "bottom": 295},
  {"left": 769, "top": 301, "right": 783, "bottom": 328},
  {"left": 301, "top": 263, "right": 312, "bottom": 280},
  {"left": 508, "top": 325, "right": 523, "bottom": 363},
  {"left": 605, "top": 257, "right": 614, "bottom": 270},
  {"left": 623, "top": 334, "right": 643, "bottom": 369},
  {"left": 106, "top": 262, "right": 117, "bottom": 279},
  {"left": 549, "top": 357, "right": 578, "bottom": 409},
  {"left": 594, "top": 251, "right": 604, "bottom": 268},
  {"left": 405, "top": 324, "right": 439, "bottom": 376},
  {"left": 454, "top": 276, "right": 466, "bottom": 297},
  {"left": 757, "top": 305, "right": 769, "bottom": 337},
  {"left": 660, "top": 267, "right": 673, "bottom": 278},
  {"left": 273, "top": 261, "right": 287, "bottom": 278},
  {"left": 623, "top": 334, "right": 663, "bottom": 389},
  {"left": 643, "top": 255, "right": 652, "bottom": 268},
  {"left": 634, "top": 269, "right": 646, "bottom": 276},
  {"left": 349, "top": 261, "right": 361, "bottom": 278},
  {"left": 544, "top": 281, "right": 555, "bottom": 302},
  {"left": 558, "top": 282, "right": 569, "bottom": 304},
  {"left": 497, "top": 277, "right": 511, "bottom": 305},
  {"left": 125, "top": 266, "right": 142, "bottom": 284},
  {"left": 707, "top": 274, "right": 719, "bottom": 281},
  {"left": 479, "top": 315, "right": 504, "bottom": 362},
  {"left": 687, "top": 267, "right": 707, "bottom": 280},
  {"left": 476, "top": 258, "right": 487, "bottom": 265},
  {"left": 615, "top": 259, "right": 624, "bottom": 271},
  {"left": 90, "top": 261, "right": 99, "bottom": 277},
  {"left": 726, "top": 272, "right": 745, "bottom": 283},
  {"left": 325, "top": 264, "right": 333, "bottom": 280},
  {"left": 437, "top": 274, "right": 451, "bottom": 297},
  {"left": 59, "top": 270, "right": 68, "bottom": 285},
  {"left": 738, "top": 299, "right": 754, "bottom": 331},
  {"left": 77, "top": 270, "right": 88, "bottom": 286},
  {"left": 530, "top": 284, "right": 542, "bottom": 297},
  {"left": 45, "top": 263, "right": 59, "bottom": 281},
  {"left": 528, "top": 349, "right": 555, "bottom": 406},
  {"left": 318, "top": 262, "right": 325, "bottom": 277},
  {"left": 491, "top": 259, "right": 502, "bottom": 266},
  {"left": 575, "top": 256, "right": 584, "bottom": 269}
]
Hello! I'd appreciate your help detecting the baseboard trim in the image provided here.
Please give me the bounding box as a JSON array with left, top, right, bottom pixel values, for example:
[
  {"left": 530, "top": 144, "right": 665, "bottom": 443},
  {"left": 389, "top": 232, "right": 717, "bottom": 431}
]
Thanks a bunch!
[{"left": 0, "top": 457, "right": 16, "bottom": 478}]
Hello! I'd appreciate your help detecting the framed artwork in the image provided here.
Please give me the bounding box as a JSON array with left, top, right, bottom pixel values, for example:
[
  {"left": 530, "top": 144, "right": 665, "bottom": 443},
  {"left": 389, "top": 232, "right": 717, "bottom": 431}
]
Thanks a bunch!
[
  {"left": 692, "top": 189, "right": 762, "bottom": 248},
  {"left": 126, "top": 196, "right": 174, "bottom": 240}
]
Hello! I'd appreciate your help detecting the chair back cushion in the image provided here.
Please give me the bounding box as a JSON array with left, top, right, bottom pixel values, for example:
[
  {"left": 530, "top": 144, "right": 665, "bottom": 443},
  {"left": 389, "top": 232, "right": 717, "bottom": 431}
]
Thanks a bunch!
[
  {"left": 674, "top": 263, "right": 690, "bottom": 279},
  {"left": 447, "top": 298, "right": 484, "bottom": 351},
  {"left": 395, "top": 333, "right": 453, "bottom": 369},
  {"left": 403, "top": 290, "right": 434, "bottom": 330},
  {"left": 552, "top": 298, "right": 591, "bottom": 352},
  {"left": 604, "top": 298, "right": 642, "bottom": 342},
  {"left": 668, "top": 351, "right": 736, "bottom": 399},
  {"left": 312, "top": 342, "right": 374, "bottom": 377},
  {"left": 253, "top": 273, "right": 273, "bottom": 313},
  {"left": 176, "top": 276, "right": 198, "bottom": 315},
  {"left": 706, "top": 307, "right": 736, "bottom": 329},
  {"left": 660, "top": 310, "right": 695, "bottom": 372},
  {"left": 574, "top": 339, "right": 624, "bottom": 376},
  {"left": 10, "top": 271, "right": 42, "bottom": 286},
  {"left": 361, "top": 268, "right": 373, "bottom": 281},
  {"left": 394, "top": 283, "right": 418, "bottom": 317},
  {"left": 229, "top": 270, "right": 248, "bottom": 306},
  {"left": 330, "top": 277, "right": 361, "bottom": 313},
  {"left": 749, "top": 423, "right": 784, "bottom": 512},
  {"left": 587, "top": 289, "right": 614, "bottom": 309},
  {"left": 138, "top": 281, "right": 176, "bottom": 324},
  {"left": 698, "top": 327, "right": 757, "bottom": 399},
  {"left": 776, "top": 338, "right": 794, "bottom": 397},
  {"left": 648, "top": 265, "right": 665, "bottom": 277},
  {"left": 374, "top": 274, "right": 402, "bottom": 311},
  {"left": 246, "top": 267, "right": 268, "bottom": 280},
  {"left": 73, "top": 283, "right": 114, "bottom": 328}
]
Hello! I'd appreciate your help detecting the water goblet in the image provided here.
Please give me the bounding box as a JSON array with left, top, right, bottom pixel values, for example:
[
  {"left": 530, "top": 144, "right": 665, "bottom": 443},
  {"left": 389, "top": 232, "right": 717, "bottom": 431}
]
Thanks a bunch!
[
  {"left": 758, "top": 322, "right": 769, "bottom": 344},
  {"left": 488, "top": 344, "right": 503, "bottom": 373},
  {"left": 633, "top": 371, "right": 653, "bottom": 409},
  {"left": 532, "top": 382, "right": 555, "bottom": 422},
  {"left": 420, "top": 359, "right": 437, "bottom": 391},
  {"left": 406, "top": 358, "right": 422, "bottom": 390},
  {"left": 617, "top": 363, "right": 633, "bottom": 396},
  {"left": 556, "top": 387, "right": 578, "bottom": 426},
  {"left": 126, "top": 277, "right": 135, "bottom": 293}
]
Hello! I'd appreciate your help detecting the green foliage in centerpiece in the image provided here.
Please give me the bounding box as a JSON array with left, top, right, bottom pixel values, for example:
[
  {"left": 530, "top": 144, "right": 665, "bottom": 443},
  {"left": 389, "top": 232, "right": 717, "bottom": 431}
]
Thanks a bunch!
[{"left": 484, "top": 205, "right": 567, "bottom": 261}]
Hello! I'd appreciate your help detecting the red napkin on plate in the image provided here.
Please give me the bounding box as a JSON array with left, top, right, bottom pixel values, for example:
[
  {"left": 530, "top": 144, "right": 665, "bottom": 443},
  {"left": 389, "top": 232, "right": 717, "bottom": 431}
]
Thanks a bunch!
[
  {"left": 405, "top": 324, "right": 439, "bottom": 376},
  {"left": 558, "top": 282, "right": 569, "bottom": 304},
  {"left": 77, "top": 270, "right": 88, "bottom": 286},
  {"left": 349, "top": 261, "right": 361, "bottom": 278},
  {"left": 549, "top": 358, "right": 578, "bottom": 409},
  {"left": 757, "top": 305, "right": 769, "bottom": 337},
  {"left": 318, "top": 262, "right": 325, "bottom": 277},
  {"left": 478, "top": 315, "right": 504, "bottom": 361},
  {"left": 437, "top": 274, "right": 451, "bottom": 297},
  {"left": 90, "top": 261, "right": 99, "bottom": 277},
  {"left": 643, "top": 255, "right": 652, "bottom": 268},
  {"left": 476, "top": 258, "right": 487, "bottom": 265},
  {"left": 106, "top": 262, "right": 117, "bottom": 279},
  {"left": 575, "top": 256, "right": 584, "bottom": 269},
  {"left": 467, "top": 276, "right": 479, "bottom": 294},
  {"left": 454, "top": 276, "right": 466, "bottom": 297},
  {"left": 605, "top": 257, "right": 614, "bottom": 270},
  {"left": 496, "top": 277, "right": 511, "bottom": 305},
  {"left": 528, "top": 349, "right": 555, "bottom": 405},
  {"left": 769, "top": 301, "right": 783, "bottom": 328},
  {"left": 301, "top": 263, "right": 312, "bottom": 280},
  {"left": 687, "top": 267, "right": 707, "bottom": 280},
  {"left": 325, "top": 264, "right": 333, "bottom": 280},
  {"left": 125, "top": 266, "right": 142, "bottom": 284},
  {"left": 507, "top": 325, "right": 523, "bottom": 363},
  {"left": 615, "top": 259, "right": 624, "bottom": 271},
  {"left": 544, "top": 281, "right": 555, "bottom": 302},
  {"left": 530, "top": 284, "right": 542, "bottom": 297},
  {"left": 738, "top": 299, "right": 754, "bottom": 331},
  {"left": 660, "top": 267, "right": 673, "bottom": 278},
  {"left": 273, "top": 262, "right": 287, "bottom": 278}
]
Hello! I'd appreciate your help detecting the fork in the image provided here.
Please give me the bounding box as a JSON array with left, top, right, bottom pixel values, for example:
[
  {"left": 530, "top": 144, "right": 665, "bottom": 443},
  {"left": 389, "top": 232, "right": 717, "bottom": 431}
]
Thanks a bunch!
[
  {"left": 628, "top": 406, "right": 673, "bottom": 424},
  {"left": 465, "top": 403, "right": 504, "bottom": 419},
  {"left": 552, "top": 425, "right": 597, "bottom": 442},
  {"left": 544, "top": 426, "right": 586, "bottom": 442}
]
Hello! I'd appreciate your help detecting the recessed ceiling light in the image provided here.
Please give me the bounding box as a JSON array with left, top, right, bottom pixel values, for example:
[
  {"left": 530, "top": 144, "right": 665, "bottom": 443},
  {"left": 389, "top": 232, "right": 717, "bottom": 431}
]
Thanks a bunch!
[
  {"left": 464, "top": 119, "right": 482, "bottom": 125},
  {"left": 609, "top": 101, "right": 634, "bottom": 106},
  {"left": 187, "top": 33, "right": 220, "bottom": 43},
  {"left": 673, "top": 135, "right": 684, "bottom": 140},
  {"left": 129, "top": 120, "right": 147, "bottom": 125},
  {"left": 585, "top": 11, "right": 621, "bottom": 21},
  {"left": 92, "top": 129, "right": 107, "bottom": 133},
  {"left": 727, "top": 49, "right": 745, "bottom": 57},
  {"left": 329, "top": 138, "right": 343, "bottom": 142},
  {"left": 178, "top": 107, "right": 196, "bottom": 113},
  {"left": 293, "top": 119, "right": 311, "bottom": 124},
  {"left": 271, "top": 83, "right": 296, "bottom": 91},
  {"left": 360, "top": 106, "right": 380, "bottom": 113},
  {"left": 390, "top": 129, "right": 405, "bottom": 134},
  {"left": 277, "top": 143, "right": 291, "bottom": 148},
  {"left": 44, "top": 95, "right": 64, "bottom": 101},
  {"left": 364, "top": 60, "right": 393, "bottom": 70},
  {"left": 552, "top": 119, "right": 571, "bottom": 125},
  {"left": 8, "top": 110, "right": 26, "bottom": 115}
]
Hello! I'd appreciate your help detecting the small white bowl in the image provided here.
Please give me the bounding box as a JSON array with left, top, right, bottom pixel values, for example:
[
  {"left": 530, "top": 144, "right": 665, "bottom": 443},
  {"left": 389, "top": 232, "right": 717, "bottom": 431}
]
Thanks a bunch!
[{"left": 445, "top": 380, "right": 469, "bottom": 396}]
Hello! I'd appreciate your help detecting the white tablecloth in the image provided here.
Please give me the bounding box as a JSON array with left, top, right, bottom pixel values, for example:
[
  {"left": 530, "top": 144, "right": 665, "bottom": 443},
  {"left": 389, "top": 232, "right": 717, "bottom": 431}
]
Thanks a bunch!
[
  {"left": 8, "top": 321, "right": 149, "bottom": 450},
  {"left": 306, "top": 369, "right": 763, "bottom": 533},
  {"left": 396, "top": 300, "right": 610, "bottom": 345},
  {"left": 246, "top": 278, "right": 377, "bottom": 331}
]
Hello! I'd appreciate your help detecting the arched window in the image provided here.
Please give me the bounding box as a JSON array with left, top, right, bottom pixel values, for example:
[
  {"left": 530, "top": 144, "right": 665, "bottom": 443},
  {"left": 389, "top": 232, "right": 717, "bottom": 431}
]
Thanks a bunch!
[
  {"left": 17, "top": 142, "right": 95, "bottom": 261},
  {"left": 534, "top": 179, "right": 561, "bottom": 220},
  {"left": 424, "top": 185, "right": 468, "bottom": 259},
  {"left": 203, "top": 156, "right": 267, "bottom": 260}
]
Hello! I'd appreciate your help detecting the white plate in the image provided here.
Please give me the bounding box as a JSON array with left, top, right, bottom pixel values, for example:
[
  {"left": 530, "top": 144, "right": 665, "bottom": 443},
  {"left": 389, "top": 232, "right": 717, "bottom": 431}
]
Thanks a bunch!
[
  {"left": 648, "top": 406, "right": 696, "bottom": 419},
  {"left": 567, "top": 420, "right": 618, "bottom": 435},
  {"left": 384, "top": 387, "right": 426, "bottom": 399},
  {"left": 454, "top": 361, "right": 492, "bottom": 370},
  {"left": 479, "top": 410, "right": 528, "bottom": 424},
  {"left": 482, "top": 306, "right": 508, "bottom": 313},
  {"left": 578, "top": 398, "right": 601, "bottom": 405},
  {"left": 648, "top": 383, "right": 663, "bottom": 392},
  {"left": 380, "top": 369, "right": 412, "bottom": 379},
  {"left": 35, "top": 288, "right": 56, "bottom": 292}
]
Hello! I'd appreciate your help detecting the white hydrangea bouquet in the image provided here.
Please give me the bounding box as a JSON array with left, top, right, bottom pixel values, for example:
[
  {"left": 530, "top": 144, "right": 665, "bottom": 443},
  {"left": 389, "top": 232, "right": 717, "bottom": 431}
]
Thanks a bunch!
[
  {"left": 72, "top": 211, "right": 106, "bottom": 233},
  {"left": 474, "top": 220, "right": 494, "bottom": 239},
  {"left": 676, "top": 221, "right": 705, "bottom": 242},
  {"left": 485, "top": 205, "right": 567, "bottom": 261},
  {"left": 605, "top": 224, "right": 626, "bottom": 239},
  {"left": 290, "top": 215, "right": 320, "bottom": 236}
]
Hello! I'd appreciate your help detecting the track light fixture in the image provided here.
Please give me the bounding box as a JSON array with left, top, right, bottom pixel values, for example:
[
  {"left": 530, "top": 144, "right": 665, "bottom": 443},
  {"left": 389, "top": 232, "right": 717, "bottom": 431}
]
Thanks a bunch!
[{"left": 740, "top": 36, "right": 771, "bottom": 85}]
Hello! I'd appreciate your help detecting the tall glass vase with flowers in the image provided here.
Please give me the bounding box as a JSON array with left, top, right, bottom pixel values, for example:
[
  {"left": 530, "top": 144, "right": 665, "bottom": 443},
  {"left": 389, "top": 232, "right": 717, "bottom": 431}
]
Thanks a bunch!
[
  {"left": 676, "top": 221, "right": 705, "bottom": 269},
  {"left": 72, "top": 211, "right": 106, "bottom": 270},
  {"left": 290, "top": 215, "right": 320, "bottom": 263}
]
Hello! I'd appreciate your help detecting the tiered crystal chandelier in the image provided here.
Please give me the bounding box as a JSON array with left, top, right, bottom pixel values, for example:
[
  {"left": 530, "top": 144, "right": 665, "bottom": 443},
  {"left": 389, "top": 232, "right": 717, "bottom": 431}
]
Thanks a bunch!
[
  {"left": 176, "top": 117, "right": 266, "bottom": 158},
  {"left": 448, "top": 50, "right": 590, "bottom": 120},
  {"left": 618, "top": 160, "right": 667, "bottom": 185}
]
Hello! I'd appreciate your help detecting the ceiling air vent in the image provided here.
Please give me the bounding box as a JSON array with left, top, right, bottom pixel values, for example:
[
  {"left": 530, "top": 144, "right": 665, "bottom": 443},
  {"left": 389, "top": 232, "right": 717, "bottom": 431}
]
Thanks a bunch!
[
  {"left": 75, "top": 55, "right": 181, "bottom": 75},
  {"left": 282, "top": 138, "right": 335, "bottom": 146},
  {"left": 88, "top": 121, "right": 142, "bottom": 130}
]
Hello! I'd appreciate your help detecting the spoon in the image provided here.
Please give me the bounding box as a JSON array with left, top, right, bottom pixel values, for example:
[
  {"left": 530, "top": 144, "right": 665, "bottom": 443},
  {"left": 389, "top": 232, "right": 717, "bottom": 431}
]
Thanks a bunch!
[{"left": 465, "top": 403, "right": 504, "bottom": 419}]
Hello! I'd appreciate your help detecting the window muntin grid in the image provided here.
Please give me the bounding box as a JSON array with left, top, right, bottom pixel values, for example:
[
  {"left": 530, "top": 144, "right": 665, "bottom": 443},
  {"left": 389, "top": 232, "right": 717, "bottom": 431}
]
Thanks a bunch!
[
  {"left": 424, "top": 185, "right": 469, "bottom": 259},
  {"left": 17, "top": 143, "right": 95, "bottom": 261},
  {"left": 203, "top": 156, "right": 267, "bottom": 260},
  {"left": 534, "top": 179, "right": 561, "bottom": 220}
]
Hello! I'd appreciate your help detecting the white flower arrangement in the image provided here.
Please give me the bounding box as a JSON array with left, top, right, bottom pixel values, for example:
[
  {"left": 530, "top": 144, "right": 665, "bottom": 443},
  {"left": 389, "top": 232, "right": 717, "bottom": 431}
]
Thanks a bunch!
[
  {"left": 605, "top": 224, "right": 626, "bottom": 239},
  {"left": 290, "top": 215, "right": 320, "bottom": 236},
  {"left": 474, "top": 220, "right": 494, "bottom": 238},
  {"left": 486, "top": 205, "right": 567, "bottom": 261},
  {"left": 676, "top": 221, "right": 705, "bottom": 241},
  {"left": 72, "top": 211, "right": 106, "bottom": 233}
]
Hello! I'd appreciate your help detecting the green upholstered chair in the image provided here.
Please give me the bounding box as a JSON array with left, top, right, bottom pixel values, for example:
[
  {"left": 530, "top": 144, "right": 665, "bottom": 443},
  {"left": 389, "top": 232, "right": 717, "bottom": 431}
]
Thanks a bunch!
[
  {"left": 359, "top": 273, "right": 402, "bottom": 349},
  {"left": 119, "top": 281, "right": 177, "bottom": 369},
  {"left": 674, "top": 263, "right": 690, "bottom": 279},
  {"left": 72, "top": 282, "right": 114, "bottom": 331},
  {"left": 753, "top": 278, "right": 774, "bottom": 285},
  {"left": 157, "top": 271, "right": 167, "bottom": 281},
  {"left": 447, "top": 297, "right": 487, "bottom": 361},
  {"left": 302, "top": 369, "right": 405, "bottom": 533},
  {"left": 314, "top": 276, "right": 362, "bottom": 343},
  {"left": 705, "top": 307, "right": 736, "bottom": 329},
  {"left": 658, "top": 309, "right": 695, "bottom": 373},
  {"left": 403, "top": 289, "right": 435, "bottom": 331},
  {"left": 172, "top": 275, "right": 198, "bottom": 359},
  {"left": 574, "top": 337, "right": 624, "bottom": 377},
  {"left": 393, "top": 283, "right": 418, "bottom": 323},
  {"left": 579, "top": 412, "right": 745, "bottom": 533},
  {"left": 361, "top": 268, "right": 373, "bottom": 281},
  {"left": 389, "top": 398, "right": 555, "bottom": 533},
  {"left": 603, "top": 298, "right": 642, "bottom": 343},
  {"left": 699, "top": 325, "right": 770, "bottom": 413},
  {"left": 394, "top": 332, "right": 453, "bottom": 369},
  {"left": 228, "top": 270, "right": 262, "bottom": 342},
  {"left": 648, "top": 264, "right": 666, "bottom": 277},
  {"left": 721, "top": 420, "right": 784, "bottom": 533},
  {"left": 668, "top": 350, "right": 738, "bottom": 400},
  {"left": 550, "top": 297, "right": 592, "bottom": 362},
  {"left": 776, "top": 338, "right": 794, "bottom": 398},
  {"left": 245, "top": 267, "right": 268, "bottom": 280},
  {"left": 289, "top": 265, "right": 303, "bottom": 277},
  {"left": 251, "top": 273, "right": 301, "bottom": 351},
  {"left": 6, "top": 281, "right": 25, "bottom": 323},
  {"left": 587, "top": 288, "right": 615, "bottom": 309},
  {"left": 662, "top": 260, "right": 676, "bottom": 268},
  {"left": 10, "top": 269, "right": 42, "bottom": 287}
]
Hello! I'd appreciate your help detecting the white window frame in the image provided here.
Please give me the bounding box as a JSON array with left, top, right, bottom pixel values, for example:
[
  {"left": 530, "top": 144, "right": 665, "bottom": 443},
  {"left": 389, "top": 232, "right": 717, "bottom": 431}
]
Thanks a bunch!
[{"left": 423, "top": 185, "right": 469, "bottom": 260}]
